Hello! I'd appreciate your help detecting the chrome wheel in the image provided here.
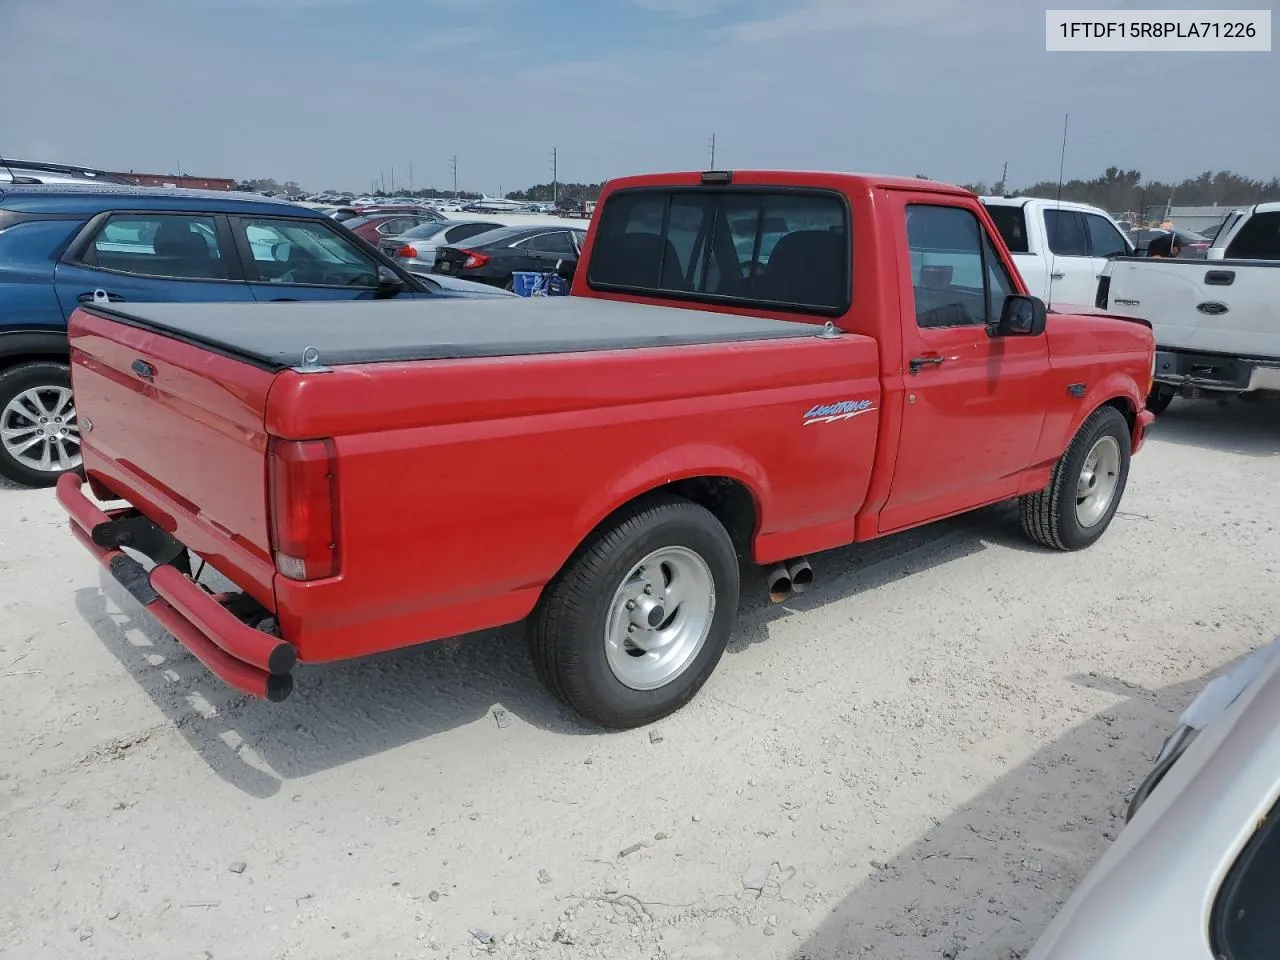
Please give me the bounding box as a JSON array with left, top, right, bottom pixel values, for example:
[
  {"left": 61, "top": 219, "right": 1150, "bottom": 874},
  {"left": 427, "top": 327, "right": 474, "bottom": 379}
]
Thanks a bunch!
[
  {"left": 1, "top": 385, "right": 81, "bottom": 474},
  {"left": 605, "top": 546, "right": 716, "bottom": 691},
  {"left": 1075, "top": 435, "right": 1120, "bottom": 528}
]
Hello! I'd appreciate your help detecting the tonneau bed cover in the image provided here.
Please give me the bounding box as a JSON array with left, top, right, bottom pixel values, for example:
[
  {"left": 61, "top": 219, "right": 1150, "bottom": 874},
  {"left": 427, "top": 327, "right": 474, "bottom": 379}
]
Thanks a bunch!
[{"left": 83, "top": 297, "right": 823, "bottom": 369}]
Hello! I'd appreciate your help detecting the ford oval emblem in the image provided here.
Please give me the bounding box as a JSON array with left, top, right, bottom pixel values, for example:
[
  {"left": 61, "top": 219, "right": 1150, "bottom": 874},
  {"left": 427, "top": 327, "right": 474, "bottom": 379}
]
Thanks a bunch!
[{"left": 1196, "top": 301, "right": 1229, "bottom": 316}]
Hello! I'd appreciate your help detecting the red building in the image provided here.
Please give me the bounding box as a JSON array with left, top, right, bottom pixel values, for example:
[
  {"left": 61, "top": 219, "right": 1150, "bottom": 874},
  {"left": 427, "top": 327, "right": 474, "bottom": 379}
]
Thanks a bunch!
[{"left": 112, "top": 172, "right": 237, "bottom": 191}]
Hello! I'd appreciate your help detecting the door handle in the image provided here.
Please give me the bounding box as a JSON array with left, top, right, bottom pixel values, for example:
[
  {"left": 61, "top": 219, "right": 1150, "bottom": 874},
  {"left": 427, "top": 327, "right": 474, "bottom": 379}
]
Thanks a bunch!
[
  {"left": 78, "top": 290, "right": 126, "bottom": 303},
  {"left": 909, "top": 355, "right": 946, "bottom": 374},
  {"left": 1050, "top": 272, "right": 1066, "bottom": 280},
  {"left": 1204, "top": 270, "right": 1235, "bottom": 286}
]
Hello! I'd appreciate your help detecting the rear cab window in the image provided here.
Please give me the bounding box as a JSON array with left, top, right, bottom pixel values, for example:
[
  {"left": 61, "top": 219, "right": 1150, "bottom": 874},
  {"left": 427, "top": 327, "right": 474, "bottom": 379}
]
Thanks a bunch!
[
  {"left": 1225, "top": 211, "right": 1280, "bottom": 260},
  {"left": 984, "top": 204, "right": 1030, "bottom": 254},
  {"left": 587, "top": 187, "right": 851, "bottom": 314}
]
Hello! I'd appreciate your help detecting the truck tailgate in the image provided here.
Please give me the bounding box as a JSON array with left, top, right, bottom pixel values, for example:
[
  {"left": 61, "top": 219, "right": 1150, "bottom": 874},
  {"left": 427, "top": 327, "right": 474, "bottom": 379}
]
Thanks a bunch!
[
  {"left": 68, "top": 306, "right": 278, "bottom": 608},
  {"left": 1104, "top": 259, "right": 1280, "bottom": 358}
]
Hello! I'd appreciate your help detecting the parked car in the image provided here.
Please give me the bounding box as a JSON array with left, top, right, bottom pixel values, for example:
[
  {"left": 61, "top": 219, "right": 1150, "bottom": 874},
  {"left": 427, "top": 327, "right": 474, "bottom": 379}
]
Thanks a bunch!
[
  {"left": 0, "top": 183, "right": 510, "bottom": 487},
  {"left": 1207, "top": 202, "right": 1280, "bottom": 261},
  {"left": 379, "top": 219, "right": 503, "bottom": 272},
  {"left": 341, "top": 211, "right": 446, "bottom": 245},
  {"left": 0, "top": 159, "right": 136, "bottom": 187},
  {"left": 434, "top": 224, "right": 587, "bottom": 289},
  {"left": 1097, "top": 249, "right": 1280, "bottom": 412},
  {"left": 981, "top": 197, "right": 1133, "bottom": 307},
  {"left": 56, "top": 169, "right": 1154, "bottom": 728},
  {"left": 1026, "top": 633, "right": 1280, "bottom": 960}
]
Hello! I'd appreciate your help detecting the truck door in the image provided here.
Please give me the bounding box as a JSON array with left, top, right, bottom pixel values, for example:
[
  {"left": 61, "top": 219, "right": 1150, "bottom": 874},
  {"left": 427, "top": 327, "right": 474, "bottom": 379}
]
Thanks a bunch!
[
  {"left": 879, "top": 198, "right": 1049, "bottom": 533},
  {"left": 1041, "top": 208, "right": 1097, "bottom": 308}
]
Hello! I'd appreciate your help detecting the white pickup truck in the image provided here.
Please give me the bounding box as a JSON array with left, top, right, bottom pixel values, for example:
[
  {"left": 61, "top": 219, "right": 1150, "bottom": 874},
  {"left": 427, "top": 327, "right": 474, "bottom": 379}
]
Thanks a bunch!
[
  {"left": 982, "top": 196, "right": 1133, "bottom": 308},
  {"left": 1206, "top": 201, "right": 1280, "bottom": 261},
  {"left": 1096, "top": 253, "right": 1280, "bottom": 412}
]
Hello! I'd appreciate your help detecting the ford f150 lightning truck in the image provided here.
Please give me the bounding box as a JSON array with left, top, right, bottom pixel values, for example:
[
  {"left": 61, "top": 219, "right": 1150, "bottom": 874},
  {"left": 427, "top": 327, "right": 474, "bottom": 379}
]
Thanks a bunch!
[{"left": 56, "top": 170, "right": 1157, "bottom": 729}]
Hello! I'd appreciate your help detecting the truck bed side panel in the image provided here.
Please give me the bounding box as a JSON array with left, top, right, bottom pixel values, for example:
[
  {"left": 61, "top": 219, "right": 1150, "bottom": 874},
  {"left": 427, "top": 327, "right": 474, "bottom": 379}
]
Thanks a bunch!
[
  {"left": 268, "top": 336, "right": 881, "bottom": 662},
  {"left": 68, "top": 309, "right": 278, "bottom": 609}
]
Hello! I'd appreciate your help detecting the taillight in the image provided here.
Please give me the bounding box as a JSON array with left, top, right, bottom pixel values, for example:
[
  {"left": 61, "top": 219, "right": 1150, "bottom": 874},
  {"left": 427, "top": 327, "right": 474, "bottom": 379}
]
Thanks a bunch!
[
  {"left": 396, "top": 245, "right": 417, "bottom": 258},
  {"left": 460, "top": 249, "right": 489, "bottom": 269},
  {"left": 267, "top": 438, "right": 339, "bottom": 581}
]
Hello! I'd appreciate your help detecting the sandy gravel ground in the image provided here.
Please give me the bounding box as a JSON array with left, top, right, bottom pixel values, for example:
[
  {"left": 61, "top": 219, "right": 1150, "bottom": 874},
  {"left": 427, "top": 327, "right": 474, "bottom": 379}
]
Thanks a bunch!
[{"left": 2, "top": 397, "right": 1279, "bottom": 960}]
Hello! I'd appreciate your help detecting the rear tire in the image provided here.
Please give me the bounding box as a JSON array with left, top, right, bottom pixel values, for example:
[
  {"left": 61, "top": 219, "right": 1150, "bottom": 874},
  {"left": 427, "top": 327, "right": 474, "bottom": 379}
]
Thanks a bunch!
[
  {"left": 1020, "top": 406, "right": 1131, "bottom": 551},
  {"left": 528, "top": 494, "right": 740, "bottom": 729},
  {"left": 0, "top": 361, "right": 83, "bottom": 488}
]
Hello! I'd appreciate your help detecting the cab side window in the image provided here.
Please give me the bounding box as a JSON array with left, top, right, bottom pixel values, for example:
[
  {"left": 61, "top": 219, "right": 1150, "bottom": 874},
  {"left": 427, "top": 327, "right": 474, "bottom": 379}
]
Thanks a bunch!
[
  {"left": 1044, "top": 209, "right": 1089, "bottom": 257},
  {"left": 83, "top": 213, "right": 230, "bottom": 281},
  {"left": 1084, "top": 214, "right": 1130, "bottom": 258},
  {"left": 237, "top": 217, "right": 378, "bottom": 288},
  {"left": 1211, "top": 798, "right": 1280, "bottom": 959},
  {"left": 906, "top": 204, "right": 1013, "bottom": 329}
]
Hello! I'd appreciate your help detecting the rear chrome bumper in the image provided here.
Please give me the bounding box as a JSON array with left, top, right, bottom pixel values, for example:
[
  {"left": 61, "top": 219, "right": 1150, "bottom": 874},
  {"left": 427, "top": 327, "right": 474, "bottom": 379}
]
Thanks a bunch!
[
  {"left": 1153, "top": 349, "right": 1280, "bottom": 395},
  {"left": 57, "top": 473, "right": 296, "bottom": 702}
]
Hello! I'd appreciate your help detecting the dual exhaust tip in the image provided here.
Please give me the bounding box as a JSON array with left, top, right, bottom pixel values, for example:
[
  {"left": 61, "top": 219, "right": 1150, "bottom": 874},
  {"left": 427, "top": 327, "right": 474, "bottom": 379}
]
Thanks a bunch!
[{"left": 766, "top": 557, "right": 813, "bottom": 603}]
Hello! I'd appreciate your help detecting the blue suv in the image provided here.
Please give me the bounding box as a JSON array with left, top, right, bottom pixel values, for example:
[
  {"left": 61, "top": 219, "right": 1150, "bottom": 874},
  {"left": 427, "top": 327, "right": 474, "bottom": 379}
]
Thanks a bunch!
[{"left": 0, "top": 184, "right": 512, "bottom": 487}]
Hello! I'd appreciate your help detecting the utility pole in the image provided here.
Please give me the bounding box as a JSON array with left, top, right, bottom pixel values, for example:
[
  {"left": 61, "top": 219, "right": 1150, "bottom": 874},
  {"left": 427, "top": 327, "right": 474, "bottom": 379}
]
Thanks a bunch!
[
  {"left": 391, "top": 164, "right": 395, "bottom": 193},
  {"left": 998, "top": 160, "right": 1008, "bottom": 194},
  {"left": 549, "top": 147, "right": 558, "bottom": 204},
  {"left": 450, "top": 155, "right": 458, "bottom": 198},
  {"left": 708, "top": 133, "right": 716, "bottom": 168},
  {"left": 409, "top": 160, "right": 414, "bottom": 194}
]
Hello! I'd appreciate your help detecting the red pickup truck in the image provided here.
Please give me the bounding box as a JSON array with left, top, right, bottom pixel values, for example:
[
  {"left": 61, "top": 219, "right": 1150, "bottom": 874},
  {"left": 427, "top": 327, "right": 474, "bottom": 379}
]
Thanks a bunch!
[{"left": 57, "top": 170, "right": 1156, "bottom": 729}]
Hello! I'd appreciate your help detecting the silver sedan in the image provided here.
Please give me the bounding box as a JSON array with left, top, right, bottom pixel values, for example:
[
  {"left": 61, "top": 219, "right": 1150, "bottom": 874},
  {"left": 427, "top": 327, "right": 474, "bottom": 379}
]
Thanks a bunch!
[{"left": 378, "top": 220, "right": 503, "bottom": 273}]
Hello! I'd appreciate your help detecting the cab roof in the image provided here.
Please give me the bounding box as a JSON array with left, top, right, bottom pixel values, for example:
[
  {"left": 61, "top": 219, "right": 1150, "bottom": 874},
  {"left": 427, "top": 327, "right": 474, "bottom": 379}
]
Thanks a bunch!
[
  {"left": 601, "top": 170, "right": 975, "bottom": 198},
  {"left": 0, "top": 183, "right": 316, "bottom": 218}
]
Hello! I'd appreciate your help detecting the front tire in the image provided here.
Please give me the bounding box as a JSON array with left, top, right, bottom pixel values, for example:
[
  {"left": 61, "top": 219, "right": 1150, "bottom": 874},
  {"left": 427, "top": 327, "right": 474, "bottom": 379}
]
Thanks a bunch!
[
  {"left": 0, "top": 361, "right": 83, "bottom": 488},
  {"left": 1020, "top": 406, "right": 1131, "bottom": 551},
  {"left": 528, "top": 495, "right": 740, "bottom": 729}
]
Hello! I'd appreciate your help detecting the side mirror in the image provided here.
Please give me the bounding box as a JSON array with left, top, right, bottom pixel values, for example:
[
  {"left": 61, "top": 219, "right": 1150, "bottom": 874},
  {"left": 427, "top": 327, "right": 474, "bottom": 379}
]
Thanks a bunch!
[
  {"left": 988, "top": 294, "right": 1047, "bottom": 338},
  {"left": 375, "top": 265, "right": 405, "bottom": 297}
]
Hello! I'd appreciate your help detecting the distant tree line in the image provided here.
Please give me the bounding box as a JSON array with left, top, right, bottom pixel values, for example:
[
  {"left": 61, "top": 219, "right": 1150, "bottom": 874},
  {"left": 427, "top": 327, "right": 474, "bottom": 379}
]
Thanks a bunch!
[
  {"left": 504, "top": 181, "right": 605, "bottom": 203},
  {"left": 959, "top": 167, "right": 1280, "bottom": 216}
]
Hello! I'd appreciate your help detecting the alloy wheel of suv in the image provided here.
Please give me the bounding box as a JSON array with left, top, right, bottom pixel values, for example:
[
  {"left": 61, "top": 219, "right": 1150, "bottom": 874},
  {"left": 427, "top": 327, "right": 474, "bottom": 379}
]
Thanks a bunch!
[{"left": 0, "top": 362, "right": 82, "bottom": 487}]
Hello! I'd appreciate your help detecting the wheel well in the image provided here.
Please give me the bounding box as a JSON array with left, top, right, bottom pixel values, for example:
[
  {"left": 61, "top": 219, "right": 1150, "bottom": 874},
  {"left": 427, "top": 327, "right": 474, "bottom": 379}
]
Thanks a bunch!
[
  {"left": 1103, "top": 396, "right": 1136, "bottom": 430},
  {"left": 1, "top": 351, "right": 70, "bottom": 372},
  {"left": 667, "top": 476, "right": 758, "bottom": 558}
]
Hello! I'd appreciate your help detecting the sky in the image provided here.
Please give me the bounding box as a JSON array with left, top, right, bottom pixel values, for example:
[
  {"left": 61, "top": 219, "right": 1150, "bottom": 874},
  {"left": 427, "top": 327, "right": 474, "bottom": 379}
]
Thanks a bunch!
[{"left": 1, "top": 0, "right": 1276, "bottom": 195}]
